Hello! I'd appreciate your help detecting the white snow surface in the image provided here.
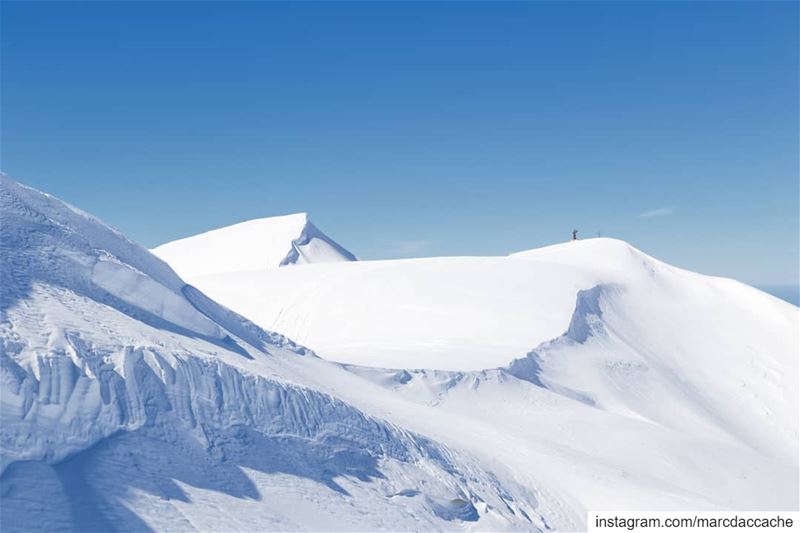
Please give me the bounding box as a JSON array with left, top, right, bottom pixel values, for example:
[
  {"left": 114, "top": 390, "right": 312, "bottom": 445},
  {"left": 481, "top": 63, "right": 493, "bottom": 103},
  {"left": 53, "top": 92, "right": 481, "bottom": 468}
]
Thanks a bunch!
[
  {"left": 1, "top": 174, "right": 798, "bottom": 532},
  {"left": 151, "top": 212, "right": 357, "bottom": 278},
  {"left": 179, "top": 236, "right": 799, "bottom": 374}
]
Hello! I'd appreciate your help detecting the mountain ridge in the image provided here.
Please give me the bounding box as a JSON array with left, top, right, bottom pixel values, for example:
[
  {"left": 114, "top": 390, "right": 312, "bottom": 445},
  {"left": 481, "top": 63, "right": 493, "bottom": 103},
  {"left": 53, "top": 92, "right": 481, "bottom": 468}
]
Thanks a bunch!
[
  {"left": 151, "top": 212, "right": 357, "bottom": 278},
  {"left": 177, "top": 232, "right": 797, "bottom": 371},
  {"left": 1, "top": 173, "right": 797, "bottom": 531}
]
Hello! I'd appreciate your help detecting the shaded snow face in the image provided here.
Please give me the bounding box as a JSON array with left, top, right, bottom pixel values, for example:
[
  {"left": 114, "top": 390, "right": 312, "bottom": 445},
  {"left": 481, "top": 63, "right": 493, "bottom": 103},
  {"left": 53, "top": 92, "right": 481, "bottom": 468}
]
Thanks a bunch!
[
  {"left": 0, "top": 174, "right": 221, "bottom": 340},
  {"left": 151, "top": 212, "right": 357, "bottom": 279}
]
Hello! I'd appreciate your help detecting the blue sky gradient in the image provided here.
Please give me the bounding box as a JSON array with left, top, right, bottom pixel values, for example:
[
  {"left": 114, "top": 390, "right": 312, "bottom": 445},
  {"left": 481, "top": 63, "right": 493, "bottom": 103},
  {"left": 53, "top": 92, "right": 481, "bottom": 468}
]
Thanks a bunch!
[{"left": 2, "top": 1, "right": 798, "bottom": 285}]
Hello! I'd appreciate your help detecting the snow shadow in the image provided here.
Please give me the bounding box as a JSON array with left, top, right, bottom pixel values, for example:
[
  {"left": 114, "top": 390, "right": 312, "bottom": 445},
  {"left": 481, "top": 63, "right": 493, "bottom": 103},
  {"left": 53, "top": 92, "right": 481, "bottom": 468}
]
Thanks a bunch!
[
  {"left": 205, "top": 424, "right": 386, "bottom": 495},
  {"left": 0, "top": 426, "right": 386, "bottom": 533}
]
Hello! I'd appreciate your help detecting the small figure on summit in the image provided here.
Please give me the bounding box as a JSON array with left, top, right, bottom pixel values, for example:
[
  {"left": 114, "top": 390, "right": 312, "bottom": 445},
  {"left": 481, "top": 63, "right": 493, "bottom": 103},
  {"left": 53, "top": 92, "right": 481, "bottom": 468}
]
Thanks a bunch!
[{"left": 572, "top": 229, "right": 578, "bottom": 241}]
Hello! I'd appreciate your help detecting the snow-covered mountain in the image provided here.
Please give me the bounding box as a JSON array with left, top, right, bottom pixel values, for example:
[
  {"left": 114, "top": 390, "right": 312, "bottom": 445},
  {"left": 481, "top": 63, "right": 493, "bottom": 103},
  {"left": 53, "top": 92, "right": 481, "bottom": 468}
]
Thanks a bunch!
[
  {"left": 153, "top": 209, "right": 799, "bottom": 517},
  {"left": 151, "top": 213, "right": 356, "bottom": 278},
  {"left": 0, "top": 175, "right": 543, "bottom": 531},
  {"left": 2, "top": 174, "right": 797, "bottom": 532},
  {"left": 175, "top": 235, "right": 799, "bottom": 374}
]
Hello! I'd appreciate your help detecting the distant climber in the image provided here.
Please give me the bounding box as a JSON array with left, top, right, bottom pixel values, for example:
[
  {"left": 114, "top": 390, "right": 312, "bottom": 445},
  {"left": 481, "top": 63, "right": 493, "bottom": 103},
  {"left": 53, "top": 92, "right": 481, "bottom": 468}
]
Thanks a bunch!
[{"left": 572, "top": 229, "right": 578, "bottom": 241}]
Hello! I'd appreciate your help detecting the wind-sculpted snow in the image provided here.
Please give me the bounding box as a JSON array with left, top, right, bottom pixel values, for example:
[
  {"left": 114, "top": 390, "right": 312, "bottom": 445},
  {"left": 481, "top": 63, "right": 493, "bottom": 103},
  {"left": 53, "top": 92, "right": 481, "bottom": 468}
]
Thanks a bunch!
[
  {"left": 0, "top": 287, "right": 538, "bottom": 531},
  {"left": 152, "top": 212, "right": 357, "bottom": 279},
  {"left": 1, "top": 176, "right": 182, "bottom": 300},
  {"left": 508, "top": 277, "right": 798, "bottom": 463},
  {"left": 0, "top": 175, "right": 545, "bottom": 531},
  {"left": 278, "top": 216, "right": 358, "bottom": 267},
  {"left": 1, "top": 174, "right": 220, "bottom": 341},
  {"left": 322, "top": 274, "right": 798, "bottom": 521},
  {"left": 4, "top": 323, "right": 383, "bottom": 467},
  {"left": 2, "top": 312, "right": 432, "bottom": 478},
  {"left": 563, "top": 284, "right": 609, "bottom": 343}
]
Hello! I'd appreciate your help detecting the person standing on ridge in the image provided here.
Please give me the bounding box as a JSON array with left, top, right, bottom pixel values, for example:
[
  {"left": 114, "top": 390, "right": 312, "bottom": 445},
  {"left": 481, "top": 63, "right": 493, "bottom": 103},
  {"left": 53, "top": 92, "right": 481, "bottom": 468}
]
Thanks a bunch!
[{"left": 572, "top": 229, "right": 578, "bottom": 241}]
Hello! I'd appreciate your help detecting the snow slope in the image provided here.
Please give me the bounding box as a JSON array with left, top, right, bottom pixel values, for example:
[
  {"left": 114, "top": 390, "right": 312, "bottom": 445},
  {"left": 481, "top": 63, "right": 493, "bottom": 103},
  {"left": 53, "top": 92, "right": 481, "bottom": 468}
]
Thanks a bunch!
[
  {"left": 180, "top": 256, "right": 590, "bottom": 370},
  {"left": 0, "top": 175, "right": 546, "bottom": 532},
  {"left": 155, "top": 213, "right": 799, "bottom": 518},
  {"left": 2, "top": 174, "right": 797, "bottom": 532},
  {"left": 151, "top": 213, "right": 356, "bottom": 278},
  {"left": 178, "top": 237, "right": 799, "bottom": 372},
  {"left": 262, "top": 265, "right": 798, "bottom": 519}
]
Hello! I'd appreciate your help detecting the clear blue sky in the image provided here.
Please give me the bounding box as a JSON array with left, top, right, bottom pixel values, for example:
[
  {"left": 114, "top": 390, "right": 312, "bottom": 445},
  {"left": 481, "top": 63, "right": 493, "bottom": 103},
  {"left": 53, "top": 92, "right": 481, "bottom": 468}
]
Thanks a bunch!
[{"left": 2, "top": 1, "right": 798, "bottom": 286}]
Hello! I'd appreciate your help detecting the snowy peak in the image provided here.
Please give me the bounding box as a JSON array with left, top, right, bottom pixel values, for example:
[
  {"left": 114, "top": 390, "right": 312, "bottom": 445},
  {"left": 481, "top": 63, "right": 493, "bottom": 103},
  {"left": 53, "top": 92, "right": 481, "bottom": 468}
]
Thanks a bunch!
[
  {"left": 152, "top": 212, "right": 356, "bottom": 279},
  {"left": 512, "top": 237, "right": 659, "bottom": 274},
  {"left": 279, "top": 214, "right": 358, "bottom": 267}
]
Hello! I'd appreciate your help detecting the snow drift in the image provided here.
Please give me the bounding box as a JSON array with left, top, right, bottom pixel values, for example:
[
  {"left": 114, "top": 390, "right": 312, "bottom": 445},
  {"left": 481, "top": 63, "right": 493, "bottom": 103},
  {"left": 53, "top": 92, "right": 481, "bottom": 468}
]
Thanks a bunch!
[{"left": 151, "top": 212, "right": 357, "bottom": 278}]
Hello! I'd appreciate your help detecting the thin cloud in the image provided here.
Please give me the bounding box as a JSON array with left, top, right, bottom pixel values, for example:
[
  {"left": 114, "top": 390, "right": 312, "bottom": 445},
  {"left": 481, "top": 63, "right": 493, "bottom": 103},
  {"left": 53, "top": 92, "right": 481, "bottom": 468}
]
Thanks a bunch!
[
  {"left": 392, "top": 239, "right": 433, "bottom": 256},
  {"left": 355, "top": 239, "right": 434, "bottom": 260},
  {"left": 638, "top": 207, "right": 674, "bottom": 219}
]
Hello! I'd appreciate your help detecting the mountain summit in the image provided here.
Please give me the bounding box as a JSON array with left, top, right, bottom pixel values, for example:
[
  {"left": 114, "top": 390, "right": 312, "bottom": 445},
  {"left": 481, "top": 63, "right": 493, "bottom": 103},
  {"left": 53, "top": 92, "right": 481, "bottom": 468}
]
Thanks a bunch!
[{"left": 152, "top": 213, "right": 356, "bottom": 278}]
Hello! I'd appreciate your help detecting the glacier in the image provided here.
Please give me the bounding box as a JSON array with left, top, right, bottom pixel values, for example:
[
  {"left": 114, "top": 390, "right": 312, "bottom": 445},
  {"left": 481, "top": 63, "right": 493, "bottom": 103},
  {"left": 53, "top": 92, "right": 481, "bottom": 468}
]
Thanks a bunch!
[
  {"left": 0, "top": 175, "right": 546, "bottom": 531},
  {"left": 1, "top": 173, "right": 798, "bottom": 531}
]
